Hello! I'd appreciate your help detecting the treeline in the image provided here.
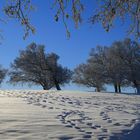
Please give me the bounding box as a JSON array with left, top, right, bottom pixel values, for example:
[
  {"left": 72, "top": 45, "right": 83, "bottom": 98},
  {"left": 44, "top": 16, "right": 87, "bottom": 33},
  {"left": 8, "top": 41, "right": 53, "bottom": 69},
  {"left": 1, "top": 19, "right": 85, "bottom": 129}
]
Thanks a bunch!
[{"left": 0, "top": 38, "right": 140, "bottom": 94}]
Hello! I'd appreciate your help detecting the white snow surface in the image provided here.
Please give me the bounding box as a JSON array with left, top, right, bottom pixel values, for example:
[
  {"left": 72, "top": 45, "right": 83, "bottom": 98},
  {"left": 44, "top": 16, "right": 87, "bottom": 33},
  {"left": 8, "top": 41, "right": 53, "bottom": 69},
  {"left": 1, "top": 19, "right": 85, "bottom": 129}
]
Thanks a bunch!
[{"left": 0, "top": 90, "right": 140, "bottom": 140}]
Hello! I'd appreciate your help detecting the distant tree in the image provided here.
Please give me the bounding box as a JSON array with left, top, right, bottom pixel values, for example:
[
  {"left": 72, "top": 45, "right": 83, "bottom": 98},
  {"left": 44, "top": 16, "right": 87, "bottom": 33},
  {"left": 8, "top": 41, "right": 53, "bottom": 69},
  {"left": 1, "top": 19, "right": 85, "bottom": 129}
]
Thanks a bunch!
[
  {"left": 73, "top": 62, "right": 105, "bottom": 92},
  {"left": 90, "top": 39, "right": 140, "bottom": 94},
  {"left": 102, "top": 44, "right": 128, "bottom": 93},
  {"left": 73, "top": 45, "right": 126, "bottom": 93},
  {"left": 2, "top": 0, "right": 140, "bottom": 39},
  {"left": 0, "top": 66, "right": 7, "bottom": 85},
  {"left": 87, "top": 46, "right": 123, "bottom": 93},
  {"left": 73, "top": 41, "right": 140, "bottom": 93},
  {"left": 9, "top": 43, "right": 72, "bottom": 90},
  {"left": 116, "top": 39, "right": 140, "bottom": 94}
]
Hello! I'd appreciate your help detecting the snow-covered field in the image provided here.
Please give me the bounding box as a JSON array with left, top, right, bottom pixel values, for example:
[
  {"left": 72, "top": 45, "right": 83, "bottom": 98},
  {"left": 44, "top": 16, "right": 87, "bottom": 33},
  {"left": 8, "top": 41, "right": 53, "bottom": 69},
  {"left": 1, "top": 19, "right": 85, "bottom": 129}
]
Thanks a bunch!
[{"left": 0, "top": 90, "right": 140, "bottom": 140}]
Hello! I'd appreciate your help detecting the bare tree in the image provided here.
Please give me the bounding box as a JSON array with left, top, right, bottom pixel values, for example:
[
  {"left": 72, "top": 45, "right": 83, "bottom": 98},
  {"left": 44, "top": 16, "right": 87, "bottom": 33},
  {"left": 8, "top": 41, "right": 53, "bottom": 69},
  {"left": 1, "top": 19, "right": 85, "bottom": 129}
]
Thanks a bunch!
[
  {"left": 73, "top": 40, "right": 140, "bottom": 93},
  {"left": 86, "top": 45, "right": 124, "bottom": 93},
  {"left": 2, "top": 0, "right": 140, "bottom": 39},
  {"left": 9, "top": 43, "right": 72, "bottom": 90},
  {"left": 3, "top": 0, "right": 35, "bottom": 40},
  {"left": 90, "top": 0, "right": 140, "bottom": 39},
  {"left": 103, "top": 44, "right": 128, "bottom": 93},
  {"left": 73, "top": 62, "right": 105, "bottom": 92},
  {"left": 46, "top": 53, "right": 73, "bottom": 90},
  {"left": 116, "top": 38, "right": 140, "bottom": 94},
  {"left": 90, "top": 39, "right": 140, "bottom": 94}
]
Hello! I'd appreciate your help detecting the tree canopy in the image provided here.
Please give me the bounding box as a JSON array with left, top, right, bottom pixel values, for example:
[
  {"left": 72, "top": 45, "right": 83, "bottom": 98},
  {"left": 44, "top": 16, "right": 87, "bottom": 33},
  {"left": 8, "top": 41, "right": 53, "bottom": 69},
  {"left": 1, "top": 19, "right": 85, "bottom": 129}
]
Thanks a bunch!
[
  {"left": 9, "top": 43, "right": 72, "bottom": 90},
  {"left": 2, "top": 0, "right": 140, "bottom": 39},
  {"left": 73, "top": 63, "right": 105, "bottom": 92},
  {"left": 73, "top": 38, "right": 140, "bottom": 94}
]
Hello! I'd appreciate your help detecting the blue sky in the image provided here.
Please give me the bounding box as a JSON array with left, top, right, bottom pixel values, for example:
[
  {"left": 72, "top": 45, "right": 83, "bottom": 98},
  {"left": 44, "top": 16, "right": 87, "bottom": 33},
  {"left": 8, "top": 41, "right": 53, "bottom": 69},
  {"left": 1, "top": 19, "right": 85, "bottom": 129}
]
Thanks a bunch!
[{"left": 0, "top": 1, "right": 135, "bottom": 92}]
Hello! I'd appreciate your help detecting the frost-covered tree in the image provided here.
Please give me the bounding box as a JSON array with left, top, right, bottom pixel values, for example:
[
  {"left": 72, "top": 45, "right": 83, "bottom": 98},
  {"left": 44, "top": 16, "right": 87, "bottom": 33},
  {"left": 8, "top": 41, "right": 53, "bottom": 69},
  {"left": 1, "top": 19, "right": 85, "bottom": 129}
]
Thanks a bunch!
[
  {"left": 9, "top": 43, "right": 72, "bottom": 90},
  {"left": 46, "top": 53, "right": 73, "bottom": 90},
  {"left": 116, "top": 39, "right": 140, "bottom": 94},
  {"left": 73, "top": 61, "right": 105, "bottom": 92},
  {"left": 87, "top": 40, "right": 140, "bottom": 93},
  {"left": 73, "top": 45, "right": 125, "bottom": 93},
  {"left": 90, "top": 0, "right": 140, "bottom": 39},
  {"left": 2, "top": 0, "right": 140, "bottom": 39},
  {"left": 73, "top": 39, "right": 140, "bottom": 93},
  {"left": 102, "top": 44, "right": 128, "bottom": 93}
]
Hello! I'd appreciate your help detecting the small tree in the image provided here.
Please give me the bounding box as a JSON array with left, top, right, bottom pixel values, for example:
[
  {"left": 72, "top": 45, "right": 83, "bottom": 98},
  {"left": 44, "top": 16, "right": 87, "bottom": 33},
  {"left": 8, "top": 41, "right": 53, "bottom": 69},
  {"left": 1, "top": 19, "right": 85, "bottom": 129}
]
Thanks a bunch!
[{"left": 9, "top": 43, "right": 72, "bottom": 90}]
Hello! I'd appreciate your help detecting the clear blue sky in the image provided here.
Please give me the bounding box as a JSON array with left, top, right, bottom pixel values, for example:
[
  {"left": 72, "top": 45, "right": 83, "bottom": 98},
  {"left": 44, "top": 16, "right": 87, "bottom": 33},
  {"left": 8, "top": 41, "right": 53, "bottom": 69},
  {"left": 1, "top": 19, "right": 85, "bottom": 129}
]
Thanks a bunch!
[{"left": 0, "top": 1, "right": 135, "bottom": 92}]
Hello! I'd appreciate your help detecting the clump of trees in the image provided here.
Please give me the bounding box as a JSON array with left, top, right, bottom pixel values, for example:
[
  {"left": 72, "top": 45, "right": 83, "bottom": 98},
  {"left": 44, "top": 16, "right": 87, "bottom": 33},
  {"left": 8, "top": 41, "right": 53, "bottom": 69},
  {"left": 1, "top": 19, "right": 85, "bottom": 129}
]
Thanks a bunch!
[
  {"left": 8, "top": 43, "right": 73, "bottom": 90},
  {"left": 0, "top": 39, "right": 139, "bottom": 94},
  {"left": 73, "top": 38, "right": 140, "bottom": 94}
]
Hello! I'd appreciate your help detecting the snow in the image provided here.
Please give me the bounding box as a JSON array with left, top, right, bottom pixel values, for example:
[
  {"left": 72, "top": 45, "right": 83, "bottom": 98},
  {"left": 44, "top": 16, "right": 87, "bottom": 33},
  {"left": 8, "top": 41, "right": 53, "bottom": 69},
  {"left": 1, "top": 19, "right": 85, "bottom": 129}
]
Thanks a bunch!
[{"left": 0, "top": 90, "right": 140, "bottom": 140}]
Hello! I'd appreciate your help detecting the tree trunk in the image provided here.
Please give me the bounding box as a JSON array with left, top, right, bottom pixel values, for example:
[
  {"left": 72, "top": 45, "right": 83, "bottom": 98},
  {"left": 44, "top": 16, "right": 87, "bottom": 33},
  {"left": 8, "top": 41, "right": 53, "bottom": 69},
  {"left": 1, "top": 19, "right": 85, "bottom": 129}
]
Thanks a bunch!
[
  {"left": 96, "top": 86, "right": 100, "bottom": 92},
  {"left": 133, "top": 80, "right": 140, "bottom": 94},
  {"left": 118, "top": 84, "right": 121, "bottom": 93},
  {"left": 55, "top": 82, "right": 61, "bottom": 90},
  {"left": 135, "top": 85, "right": 140, "bottom": 95},
  {"left": 114, "top": 84, "right": 118, "bottom": 93},
  {"left": 43, "top": 86, "right": 48, "bottom": 90}
]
